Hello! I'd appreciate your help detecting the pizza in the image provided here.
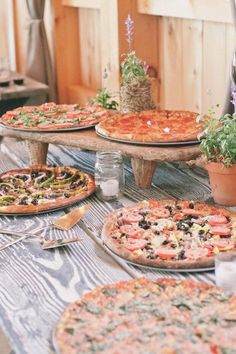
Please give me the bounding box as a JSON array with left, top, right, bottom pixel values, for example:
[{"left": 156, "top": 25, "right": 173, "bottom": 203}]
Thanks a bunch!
[
  {"left": 55, "top": 277, "right": 236, "bottom": 354},
  {"left": 0, "top": 165, "right": 95, "bottom": 214},
  {"left": 102, "top": 199, "right": 236, "bottom": 269},
  {"left": 0, "top": 102, "right": 110, "bottom": 131},
  {"left": 96, "top": 110, "right": 203, "bottom": 143}
]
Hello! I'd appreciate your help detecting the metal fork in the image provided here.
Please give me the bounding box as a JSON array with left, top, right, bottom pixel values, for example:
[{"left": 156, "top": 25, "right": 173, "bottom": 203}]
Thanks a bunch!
[{"left": 0, "top": 204, "right": 90, "bottom": 251}]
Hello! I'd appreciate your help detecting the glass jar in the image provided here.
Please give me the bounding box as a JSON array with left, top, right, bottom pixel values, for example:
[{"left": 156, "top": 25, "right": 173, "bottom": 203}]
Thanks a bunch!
[
  {"left": 215, "top": 251, "right": 236, "bottom": 293},
  {"left": 95, "top": 151, "right": 124, "bottom": 201}
]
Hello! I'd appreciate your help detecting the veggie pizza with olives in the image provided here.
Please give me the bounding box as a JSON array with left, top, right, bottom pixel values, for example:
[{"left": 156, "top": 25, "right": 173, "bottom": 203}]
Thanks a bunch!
[
  {"left": 102, "top": 199, "right": 236, "bottom": 269},
  {"left": 96, "top": 109, "right": 203, "bottom": 144},
  {"left": 0, "top": 102, "right": 110, "bottom": 131},
  {"left": 55, "top": 278, "right": 236, "bottom": 354},
  {"left": 0, "top": 165, "right": 95, "bottom": 214}
]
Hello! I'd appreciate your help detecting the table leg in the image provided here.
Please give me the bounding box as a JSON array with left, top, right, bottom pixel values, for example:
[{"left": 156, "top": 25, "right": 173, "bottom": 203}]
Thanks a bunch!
[
  {"left": 131, "top": 158, "right": 157, "bottom": 188},
  {"left": 27, "top": 141, "right": 49, "bottom": 165}
]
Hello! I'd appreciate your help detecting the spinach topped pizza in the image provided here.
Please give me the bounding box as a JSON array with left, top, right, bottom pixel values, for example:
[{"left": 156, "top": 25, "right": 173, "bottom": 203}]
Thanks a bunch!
[
  {"left": 55, "top": 278, "right": 236, "bottom": 354},
  {"left": 1, "top": 102, "right": 110, "bottom": 131}
]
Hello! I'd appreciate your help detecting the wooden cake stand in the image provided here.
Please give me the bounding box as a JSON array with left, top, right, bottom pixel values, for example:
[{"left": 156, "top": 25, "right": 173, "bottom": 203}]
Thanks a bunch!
[{"left": 0, "top": 127, "right": 200, "bottom": 188}]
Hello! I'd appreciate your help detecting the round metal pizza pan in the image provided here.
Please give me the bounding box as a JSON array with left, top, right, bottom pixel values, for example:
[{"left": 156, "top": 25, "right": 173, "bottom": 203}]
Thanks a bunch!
[
  {"left": 0, "top": 122, "right": 96, "bottom": 133},
  {"left": 0, "top": 200, "right": 89, "bottom": 216},
  {"left": 103, "top": 244, "right": 215, "bottom": 273},
  {"left": 95, "top": 128, "right": 200, "bottom": 146},
  {"left": 0, "top": 206, "right": 67, "bottom": 216},
  {"left": 52, "top": 330, "right": 61, "bottom": 354}
]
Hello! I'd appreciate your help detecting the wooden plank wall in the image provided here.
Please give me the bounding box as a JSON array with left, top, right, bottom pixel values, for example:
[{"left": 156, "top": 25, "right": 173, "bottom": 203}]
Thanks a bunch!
[
  {"left": 0, "top": 0, "right": 15, "bottom": 70},
  {"left": 157, "top": 17, "right": 234, "bottom": 115},
  {"left": 3, "top": 0, "right": 235, "bottom": 117},
  {"left": 54, "top": 0, "right": 235, "bottom": 115},
  {"left": 138, "top": 0, "right": 235, "bottom": 115},
  {"left": 54, "top": 0, "right": 159, "bottom": 104}
]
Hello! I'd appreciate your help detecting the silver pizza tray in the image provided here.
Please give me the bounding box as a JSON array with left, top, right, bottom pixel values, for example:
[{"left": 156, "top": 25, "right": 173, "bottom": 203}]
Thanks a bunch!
[
  {"left": 0, "top": 122, "right": 96, "bottom": 133},
  {"left": 52, "top": 330, "right": 61, "bottom": 354},
  {"left": 0, "top": 197, "right": 93, "bottom": 216},
  {"left": 96, "top": 127, "right": 200, "bottom": 147},
  {"left": 0, "top": 205, "right": 70, "bottom": 216},
  {"left": 103, "top": 244, "right": 214, "bottom": 273}
]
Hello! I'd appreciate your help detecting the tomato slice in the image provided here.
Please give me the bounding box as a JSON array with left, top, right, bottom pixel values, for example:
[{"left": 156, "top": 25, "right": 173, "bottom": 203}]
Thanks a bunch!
[
  {"left": 122, "top": 213, "right": 143, "bottom": 224},
  {"left": 148, "top": 200, "right": 161, "bottom": 208},
  {"left": 119, "top": 225, "right": 144, "bottom": 239},
  {"left": 210, "top": 344, "right": 220, "bottom": 354},
  {"left": 182, "top": 209, "right": 204, "bottom": 217},
  {"left": 172, "top": 212, "right": 183, "bottom": 221},
  {"left": 6, "top": 111, "right": 18, "bottom": 117},
  {"left": 211, "top": 238, "right": 234, "bottom": 250},
  {"left": 125, "top": 239, "right": 147, "bottom": 251},
  {"left": 79, "top": 119, "right": 97, "bottom": 126},
  {"left": 41, "top": 102, "right": 56, "bottom": 110},
  {"left": 185, "top": 247, "right": 209, "bottom": 260},
  {"left": 210, "top": 226, "right": 231, "bottom": 236},
  {"left": 150, "top": 207, "right": 170, "bottom": 218},
  {"left": 155, "top": 248, "right": 178, "bottom": 260},
  {"left": 207, "top": 215, "right": 228, "bottom": 226},
  {"left": 66, "top": 111, "right": 82, "bottom": 119}
]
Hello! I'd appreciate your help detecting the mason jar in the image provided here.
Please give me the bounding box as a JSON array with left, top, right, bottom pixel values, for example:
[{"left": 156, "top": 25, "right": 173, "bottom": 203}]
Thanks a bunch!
[{"left": 95, "top": 151, "right": 124, "bottom": 201}]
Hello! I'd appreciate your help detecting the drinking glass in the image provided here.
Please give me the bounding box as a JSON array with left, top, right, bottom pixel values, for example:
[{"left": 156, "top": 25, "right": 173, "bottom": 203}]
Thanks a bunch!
[{"left": 215, "top": 251, "right": 236, "bottom": 293}]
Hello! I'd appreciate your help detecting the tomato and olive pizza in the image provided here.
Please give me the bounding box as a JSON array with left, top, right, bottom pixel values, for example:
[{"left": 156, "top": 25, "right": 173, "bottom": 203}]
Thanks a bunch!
[
  {"left": 0, "top": 102, "right": 110, "bottom": 131},
  {"left": 96, "top": 110, "right": 203, "bottom": 143},
  {"left": 55, "top": 277, "right": 236, "bottom": 354},
  {"left": 0, "top": 165, "right": 95, "bottom": 214},
  {"left": 102, "top": 199, "right": 236, "bottom": 269}
]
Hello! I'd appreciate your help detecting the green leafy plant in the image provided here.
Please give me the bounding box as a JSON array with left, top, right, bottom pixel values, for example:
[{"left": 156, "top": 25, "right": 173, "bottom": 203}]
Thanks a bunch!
[
  {"left": 91, "top": 88, "right": 118, "bottom": 110},
  {"left": 121, "top": 14, "right": 148, "bottom": 84},
  {"left": 121, "top": 51, "right": 148, "bottom": 83},
  {"left": 197, "top": 107, "right": 236, "bottom": 167}
]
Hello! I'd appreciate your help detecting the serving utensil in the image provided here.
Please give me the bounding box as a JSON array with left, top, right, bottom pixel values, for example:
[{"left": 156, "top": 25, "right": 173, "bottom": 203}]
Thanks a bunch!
[
  {"left": 0, "top": 234, "right": 28, "bottom": 251},
  {"left": 0, "top": 204, "right": 90, "bottom": 251},
  {"left": 40, "top": 236, "right": 82, "bottom": 250}
]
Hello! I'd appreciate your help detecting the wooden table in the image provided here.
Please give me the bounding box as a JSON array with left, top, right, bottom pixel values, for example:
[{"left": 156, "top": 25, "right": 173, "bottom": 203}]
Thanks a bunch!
[
  {"left": 0, "top": 137, "right": 229, "bottom": 354},
  {"left": 0, "top": 76, "right": 48, "bottom": 115},
  {"left": 0, "top": 127, "right": 201, "bottom": 188}
]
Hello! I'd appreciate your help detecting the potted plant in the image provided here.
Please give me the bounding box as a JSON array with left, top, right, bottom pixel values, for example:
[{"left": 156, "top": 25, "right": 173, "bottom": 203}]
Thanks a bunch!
[
  {"left": 197, "top": 105, "right": 236, "bottom": 205},
  {"left": 120, "top": 15, "right": 156, "bottom": 112}
]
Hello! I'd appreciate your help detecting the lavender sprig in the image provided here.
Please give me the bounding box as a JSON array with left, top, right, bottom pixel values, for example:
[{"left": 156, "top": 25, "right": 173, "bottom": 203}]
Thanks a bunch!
[{"left": 125, "top": 14, "right": 134, "bottom": 52}]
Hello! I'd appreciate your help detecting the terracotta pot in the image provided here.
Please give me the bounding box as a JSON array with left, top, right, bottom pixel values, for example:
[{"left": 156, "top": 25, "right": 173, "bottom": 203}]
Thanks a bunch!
[{"left": 206, "top": 162, "right": 236, "bottom": 206}]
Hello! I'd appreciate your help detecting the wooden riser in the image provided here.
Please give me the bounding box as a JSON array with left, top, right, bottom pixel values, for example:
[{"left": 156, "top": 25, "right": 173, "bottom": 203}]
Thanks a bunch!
[{"left": 0, "top": 127, "right": 200, "bottom": 188}]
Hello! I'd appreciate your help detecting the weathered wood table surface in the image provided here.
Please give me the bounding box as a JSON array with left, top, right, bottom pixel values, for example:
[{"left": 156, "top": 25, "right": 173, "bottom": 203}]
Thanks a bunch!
[
  {"left": 0, "top": 136, "right": 232, "bottom": 354},
  {"left": 0, "top": 127, "right": 201, "bottom": 188}
]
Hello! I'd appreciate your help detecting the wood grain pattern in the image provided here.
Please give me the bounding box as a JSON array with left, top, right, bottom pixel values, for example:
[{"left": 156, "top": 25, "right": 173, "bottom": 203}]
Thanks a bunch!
[
  {"left": 1, "top": 136, "right": 235, "bottom": 354},
  {"left": 53, "top": 0, "right": 81, "bottom": 103},
  {"left": 62, "top": 0, "right": 101, "bottom": 9},
  {"left": 159, "top": 17, "right": 183, "bottom": 109},
  {"left": 182, "top": 19, "right": 203, "bottom": 112},
  {"left": 202, "top": 21, "right": 227, "bottom": 116},
  {"left": 79, "top": 8, "right": 101, "bottom": 90},
  {"left": 67, "top": 84, "right": 96, "bottom": 105},
  {"left": 0, "top": 128, "right": 201, "bottom": 162},
  {"left": 138, "top": 0, "right": 232, "bottom": 23}
]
